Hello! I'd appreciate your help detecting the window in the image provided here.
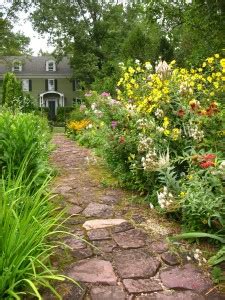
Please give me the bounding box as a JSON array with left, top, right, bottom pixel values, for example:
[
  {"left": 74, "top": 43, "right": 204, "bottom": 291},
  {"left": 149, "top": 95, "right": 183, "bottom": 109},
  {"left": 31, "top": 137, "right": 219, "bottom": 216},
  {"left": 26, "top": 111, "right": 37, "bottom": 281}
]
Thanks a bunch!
[
  {"left": 48, "top": 79, "right": 55, "bottom": 91},
  {"left": 12, "top": 60, "right": 22, "bottom": 72},
  {"left": 46, "top": 60, "right": 56, "bottom": 72},
  {"left": 22, "top": 79, "right": 29, "bottom": 91}
]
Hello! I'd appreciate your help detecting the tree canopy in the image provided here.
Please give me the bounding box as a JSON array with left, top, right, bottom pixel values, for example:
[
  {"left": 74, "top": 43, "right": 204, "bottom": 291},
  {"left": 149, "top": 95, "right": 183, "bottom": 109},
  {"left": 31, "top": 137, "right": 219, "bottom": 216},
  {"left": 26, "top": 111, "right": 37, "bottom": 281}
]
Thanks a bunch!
[
  {"left": 0, "top": 8, "right": 30, "bottom": 56},
  {"left": 5, "top": 0, "right": 225, "bottom": 92}
]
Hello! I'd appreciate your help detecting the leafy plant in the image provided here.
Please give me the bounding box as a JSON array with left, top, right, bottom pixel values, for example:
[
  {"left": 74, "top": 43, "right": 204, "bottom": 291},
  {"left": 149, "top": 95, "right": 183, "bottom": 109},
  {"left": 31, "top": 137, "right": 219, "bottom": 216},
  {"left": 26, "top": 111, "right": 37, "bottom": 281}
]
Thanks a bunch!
[
  {"left": 0, "top": 111, "right": 51, "bottom": 186},
  {"left": 0, "top": 163, "right": 70, "bottom": 299}
]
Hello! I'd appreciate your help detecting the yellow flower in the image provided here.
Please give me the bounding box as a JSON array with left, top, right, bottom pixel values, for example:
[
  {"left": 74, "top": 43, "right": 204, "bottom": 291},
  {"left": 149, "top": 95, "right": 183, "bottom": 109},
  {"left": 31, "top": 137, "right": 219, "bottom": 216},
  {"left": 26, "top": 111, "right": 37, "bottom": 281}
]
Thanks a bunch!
[
  {"left": 215, "top": 54, "right": 220, "bottom": 58},
  {"left": 202, "top": 62, "right": 207, "bottom": 68},
  {"left": 164, "top": 129, "right": 170, "bottom": 136},
  {"left": 220, "top": 58, "right": 225, "bottom": 68},
  {"left": 179, "top": 191, "right": 186, "bottom": 197},
  {"left": 197, "top": 84, "right": 203, "bottom": 91},
  {"left": 207, "top": 57, "right": 214, "bottom": 64},
  {"left": 171, "top": 128, "right": 181, "bottom": 140},
  {"left": 207, "top": 76, "right": 212, "bottom": 83},
  {"left": 128, "top": 67, "right": 135, "bottom": 74},
  {"left": 213, "top": 81, "right": 219, "bottom": 89},
  {"left": 163, "top": 117, "right": 169, "bottom": 129},
  {"left": 67, "top": 119, "right": 90, "bottom": 132}
]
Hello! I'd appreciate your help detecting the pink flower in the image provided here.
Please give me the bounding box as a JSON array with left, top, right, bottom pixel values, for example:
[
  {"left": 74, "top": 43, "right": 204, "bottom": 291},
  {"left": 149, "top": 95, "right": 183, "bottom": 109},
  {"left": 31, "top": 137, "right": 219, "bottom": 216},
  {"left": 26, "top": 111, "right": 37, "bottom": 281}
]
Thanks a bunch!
[
  {"left": 111, "top": 121, "right": 118, "bottom": 129},
  {"left": 101, "top": 92, "right": 110, "bottom": 97}
]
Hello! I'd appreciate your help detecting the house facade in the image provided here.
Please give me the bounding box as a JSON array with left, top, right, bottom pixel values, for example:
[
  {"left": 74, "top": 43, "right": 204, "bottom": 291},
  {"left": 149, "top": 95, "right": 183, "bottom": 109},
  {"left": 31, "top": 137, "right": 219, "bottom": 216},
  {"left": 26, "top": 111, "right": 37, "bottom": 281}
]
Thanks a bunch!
[{"left": 0, "top": 56, "right": 79, "bottom": 119}]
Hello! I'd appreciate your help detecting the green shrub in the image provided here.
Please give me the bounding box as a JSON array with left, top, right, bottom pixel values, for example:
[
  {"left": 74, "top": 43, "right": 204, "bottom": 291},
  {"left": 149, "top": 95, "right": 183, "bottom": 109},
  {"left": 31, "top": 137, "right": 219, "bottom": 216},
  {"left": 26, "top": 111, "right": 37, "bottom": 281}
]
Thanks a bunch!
[
  {"left": 0, "top": 111, "right": 51, "bottom": 186},
  {"left": 57, "top": 106, "right": 74, "bottom": 122}
]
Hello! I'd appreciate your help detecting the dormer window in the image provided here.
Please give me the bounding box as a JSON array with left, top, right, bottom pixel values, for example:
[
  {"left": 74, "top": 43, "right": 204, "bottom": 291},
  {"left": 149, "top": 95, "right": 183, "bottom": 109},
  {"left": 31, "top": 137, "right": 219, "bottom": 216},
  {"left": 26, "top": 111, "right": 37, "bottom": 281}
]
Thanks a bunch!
[
  {"left": 12, "top": 60, "right": 22, "bottom": 72},
  {"left": 46, "top": 60, "right": 56, "bottom": 72}
]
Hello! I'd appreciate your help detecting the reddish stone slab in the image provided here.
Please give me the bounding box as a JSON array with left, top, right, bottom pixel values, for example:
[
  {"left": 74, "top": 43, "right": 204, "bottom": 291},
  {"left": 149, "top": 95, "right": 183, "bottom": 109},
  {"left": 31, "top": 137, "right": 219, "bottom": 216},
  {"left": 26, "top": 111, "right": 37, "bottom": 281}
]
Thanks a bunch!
[
  {"left": 161, "top": 252, "right": 180, "bottom": 266},
  {"left": 87, "top": 228, "right": 111, "bottom": 241},
  {"left": 160, "top": 263, "right": 213, "bottom": 293},
  {"left": 113, "top": 249, "right": 161, "bottom": 279},
  {"left": 136, "top": 290, "right": 205, "bottom": 300},
  {"left": 110, "top": 222, "right": 134, "bottom": 233},
  {"left": 53, "top": 185, "right": 73, "bottom": 194},
  {"left": 100, "top": 195, "right": 121, "bottom": 205},
  {"left": 90, "top": 286, "right": 126, "bottom": 300},
  {"left": 93, "top": 240, "right": 117, "bottom": 253},
  {"left": 64, "top": 237, "right": 93, "bottom": 259},
  {"left": 83, "top": 203, "right": 113, "bottom": 218},
  {"left": 68, "top": 205, "right": 83, "bottom": 215},
  {"left": 123, "top": 279, "right": 162, "bottom": 293},
  {"left": 68, "top": 258, "right": 117, "bottom": 285},
  {"left": 112, "top": 229, "right": 147, "bottom": 249},
  {"left": 149, "top": 240, "right": 169, "bottom": 254}
]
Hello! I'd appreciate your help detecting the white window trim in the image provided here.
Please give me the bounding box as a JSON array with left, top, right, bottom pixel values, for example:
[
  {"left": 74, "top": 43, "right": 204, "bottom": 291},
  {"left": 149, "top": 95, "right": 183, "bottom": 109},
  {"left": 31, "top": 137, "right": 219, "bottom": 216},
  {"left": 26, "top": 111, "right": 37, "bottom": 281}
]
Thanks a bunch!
[
  {"left": 22, "top": 79, "right": 29, "bottom": 92},
  {"left": 12, "top": 60, "right": 22, "bottom": 72},
  {"left": 48, "top": 79, "right": 55, "bottom": 91},
  {"left": 46, "top": 60, "right": 56, "bottom": 72}
]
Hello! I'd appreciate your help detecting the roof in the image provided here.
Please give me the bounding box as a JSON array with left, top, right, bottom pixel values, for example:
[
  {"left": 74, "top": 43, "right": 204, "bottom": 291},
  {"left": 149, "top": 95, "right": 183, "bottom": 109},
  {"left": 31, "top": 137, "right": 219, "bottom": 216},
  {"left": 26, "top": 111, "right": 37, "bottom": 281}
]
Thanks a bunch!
[{"left": 0, "top": 56, "right": 73, "bottom": 77}]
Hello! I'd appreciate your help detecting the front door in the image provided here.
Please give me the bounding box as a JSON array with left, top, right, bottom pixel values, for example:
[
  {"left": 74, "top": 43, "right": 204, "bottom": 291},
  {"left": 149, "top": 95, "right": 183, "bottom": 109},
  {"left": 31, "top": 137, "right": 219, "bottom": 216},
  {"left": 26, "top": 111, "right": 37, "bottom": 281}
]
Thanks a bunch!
[{"left": 48, "top": 100, "right": 56, "bottom": 120}]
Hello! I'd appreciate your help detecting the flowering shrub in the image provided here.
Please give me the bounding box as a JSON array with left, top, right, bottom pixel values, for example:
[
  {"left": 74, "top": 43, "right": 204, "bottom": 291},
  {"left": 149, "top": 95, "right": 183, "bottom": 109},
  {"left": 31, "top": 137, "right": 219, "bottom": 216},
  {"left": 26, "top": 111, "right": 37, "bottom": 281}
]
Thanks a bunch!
[{"left": 68, "top": 54, "right": 225, "bottom": 234}]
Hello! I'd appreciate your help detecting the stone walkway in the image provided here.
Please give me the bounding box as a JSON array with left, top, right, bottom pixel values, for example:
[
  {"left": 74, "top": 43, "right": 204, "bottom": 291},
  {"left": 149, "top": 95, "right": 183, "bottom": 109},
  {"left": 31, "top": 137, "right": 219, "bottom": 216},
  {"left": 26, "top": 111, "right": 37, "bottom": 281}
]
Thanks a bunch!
[{"left": 47, "top": 134, "right": 223, "bottom": 300}]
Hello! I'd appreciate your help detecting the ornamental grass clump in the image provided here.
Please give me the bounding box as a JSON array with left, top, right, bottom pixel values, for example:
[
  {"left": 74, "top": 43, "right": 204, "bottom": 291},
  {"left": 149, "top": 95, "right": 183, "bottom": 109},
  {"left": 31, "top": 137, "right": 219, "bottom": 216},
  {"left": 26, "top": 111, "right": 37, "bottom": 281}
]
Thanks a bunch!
[{"left": 0, "top": 164, "right": 68, "bottom": 299}]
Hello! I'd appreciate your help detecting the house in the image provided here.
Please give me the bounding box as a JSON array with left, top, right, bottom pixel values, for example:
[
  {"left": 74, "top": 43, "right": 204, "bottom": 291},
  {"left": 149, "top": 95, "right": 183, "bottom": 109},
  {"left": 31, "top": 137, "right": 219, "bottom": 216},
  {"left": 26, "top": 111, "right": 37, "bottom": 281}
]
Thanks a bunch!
[{"left": 0, "top": 56, "right": 80, "bottom": 119}]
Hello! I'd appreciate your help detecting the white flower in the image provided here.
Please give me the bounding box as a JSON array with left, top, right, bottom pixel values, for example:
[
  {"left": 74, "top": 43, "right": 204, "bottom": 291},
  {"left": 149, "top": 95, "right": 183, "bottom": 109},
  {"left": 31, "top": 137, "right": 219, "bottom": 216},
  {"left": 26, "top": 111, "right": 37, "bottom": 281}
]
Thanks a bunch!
[
  {"left": 91, "top": 103, "right": 97, "bottom": 110},
  {"left": 145, "top": 62, "right": 152, "bottom": 70},
  {"left": 135, "top": 59, "right": 140, "bottom": 65},
  {"left": 149, "top": 203, "right": 154, "bottom": 209},
  {"left": 219, "top": 161, "right": 225, "bottom": 170},
  {"left": 154, "top": 108, "right": 164, "bottom": 118},
  {"left": 194, "top": 253, "right": 200, "bottom": 260},
  {"left": 187, "top": 256, "right": 192, "bottom": 261}
]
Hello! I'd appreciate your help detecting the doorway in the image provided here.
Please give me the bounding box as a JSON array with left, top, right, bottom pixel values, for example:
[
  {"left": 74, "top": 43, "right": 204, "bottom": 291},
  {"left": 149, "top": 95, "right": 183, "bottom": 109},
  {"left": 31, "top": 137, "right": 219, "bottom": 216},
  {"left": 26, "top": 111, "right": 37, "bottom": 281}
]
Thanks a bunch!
[{"left": 48, "top": 100, "right": 56, "bottom": 120}]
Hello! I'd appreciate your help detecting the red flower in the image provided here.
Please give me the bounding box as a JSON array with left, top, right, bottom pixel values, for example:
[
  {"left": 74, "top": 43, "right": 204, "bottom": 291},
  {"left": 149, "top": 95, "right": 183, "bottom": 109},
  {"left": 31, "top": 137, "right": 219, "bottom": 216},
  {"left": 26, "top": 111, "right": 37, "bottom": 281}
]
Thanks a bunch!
[
  {"left": 203, "top": 154, "right": 216, "bottom": 161},
  {"left": 210, "top": 101, "right": 218, "bottom": 109},
  {"left": 199, "top": 161, "right": 215, "bottom": 168},
  {"left": 119, "top": 136, "right": 125, "bottom": 144},
  {"left": 177, "top": 109, "right": 185, "bottom": 117}
]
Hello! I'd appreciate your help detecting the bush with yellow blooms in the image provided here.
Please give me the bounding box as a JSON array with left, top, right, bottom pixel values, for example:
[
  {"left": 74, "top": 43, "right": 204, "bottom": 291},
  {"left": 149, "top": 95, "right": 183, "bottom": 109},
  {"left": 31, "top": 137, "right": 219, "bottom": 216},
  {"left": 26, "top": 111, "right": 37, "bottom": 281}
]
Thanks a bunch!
[{"left": 67, "top": 54, "right": 225, "bottom": 235}]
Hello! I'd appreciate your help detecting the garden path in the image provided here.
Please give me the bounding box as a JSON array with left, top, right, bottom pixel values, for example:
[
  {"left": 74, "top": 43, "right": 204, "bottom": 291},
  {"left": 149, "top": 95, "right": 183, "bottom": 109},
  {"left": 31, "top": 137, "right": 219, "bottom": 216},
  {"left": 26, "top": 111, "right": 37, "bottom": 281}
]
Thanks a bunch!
[{"left": 47, "top": 133, "right": 222, "bottom": 300}]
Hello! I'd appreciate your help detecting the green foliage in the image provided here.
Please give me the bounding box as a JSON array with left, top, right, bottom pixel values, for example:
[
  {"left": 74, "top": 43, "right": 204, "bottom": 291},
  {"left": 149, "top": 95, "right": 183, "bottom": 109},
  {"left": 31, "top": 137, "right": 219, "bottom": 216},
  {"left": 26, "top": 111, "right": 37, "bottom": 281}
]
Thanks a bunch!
[
  {"left": 0, "top": 164, "right": 67, "bottom": 299},
  {"left": 2, "top": 72, "right": 23, "bottom": 109},
  {"left": 2, "top": 73, "right": 36, "bottom": 113},
  {"left": 57, "top": 106, "right": 74, "bottom": 123},
  {"left": 0, "top": 111, "right": 51, "bottom": 186},
  {"left": 0, "top": 14, "right": 30, "bottom": 56},
  {"left": 180, "top": 171, "right": 225, "bottom": 232}
]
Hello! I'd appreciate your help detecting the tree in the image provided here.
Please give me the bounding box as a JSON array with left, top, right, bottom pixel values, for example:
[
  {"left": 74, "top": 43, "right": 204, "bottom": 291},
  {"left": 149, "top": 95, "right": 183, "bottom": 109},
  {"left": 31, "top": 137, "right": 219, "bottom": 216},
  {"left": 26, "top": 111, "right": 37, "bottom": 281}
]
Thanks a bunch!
[
  {"left": 0, "top": 12, "right": 30, "bottom": 56},
  {"left": 18, "top": 0, "right": 166, "bottom": 93},
  {"left": 2, "top": 73, "right": 23, "bottom": 111}
]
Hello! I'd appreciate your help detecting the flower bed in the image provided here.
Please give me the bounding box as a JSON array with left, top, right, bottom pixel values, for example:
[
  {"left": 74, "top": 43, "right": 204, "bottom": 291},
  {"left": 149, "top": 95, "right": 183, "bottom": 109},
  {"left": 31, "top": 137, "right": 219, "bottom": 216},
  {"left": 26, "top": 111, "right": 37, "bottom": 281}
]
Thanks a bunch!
[{"left": 67, "top": 54, "right": 225, "bottom": 235}]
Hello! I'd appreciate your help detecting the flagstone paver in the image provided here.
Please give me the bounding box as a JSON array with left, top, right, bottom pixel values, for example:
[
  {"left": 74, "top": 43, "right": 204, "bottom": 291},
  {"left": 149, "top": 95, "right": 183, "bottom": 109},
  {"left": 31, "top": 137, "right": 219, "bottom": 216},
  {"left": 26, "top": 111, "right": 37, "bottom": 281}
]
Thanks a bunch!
[
  {"left": 83, "top": 202, "right": 114, "bottom": 218},
  {"left": 112, "top": 228, "right": 147, "bottom": 249},
  {"left": 90, "top": 286, "right": 126, "bottom": 300},
  {"left": 160, "top": 264, "right": 213, "bottom": 293},
  {"left": 48, "top": 134, "right": 220, "bottom": 299},
  {"left": 68, "top": 258, "right": 117, "bottom": 285}
]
